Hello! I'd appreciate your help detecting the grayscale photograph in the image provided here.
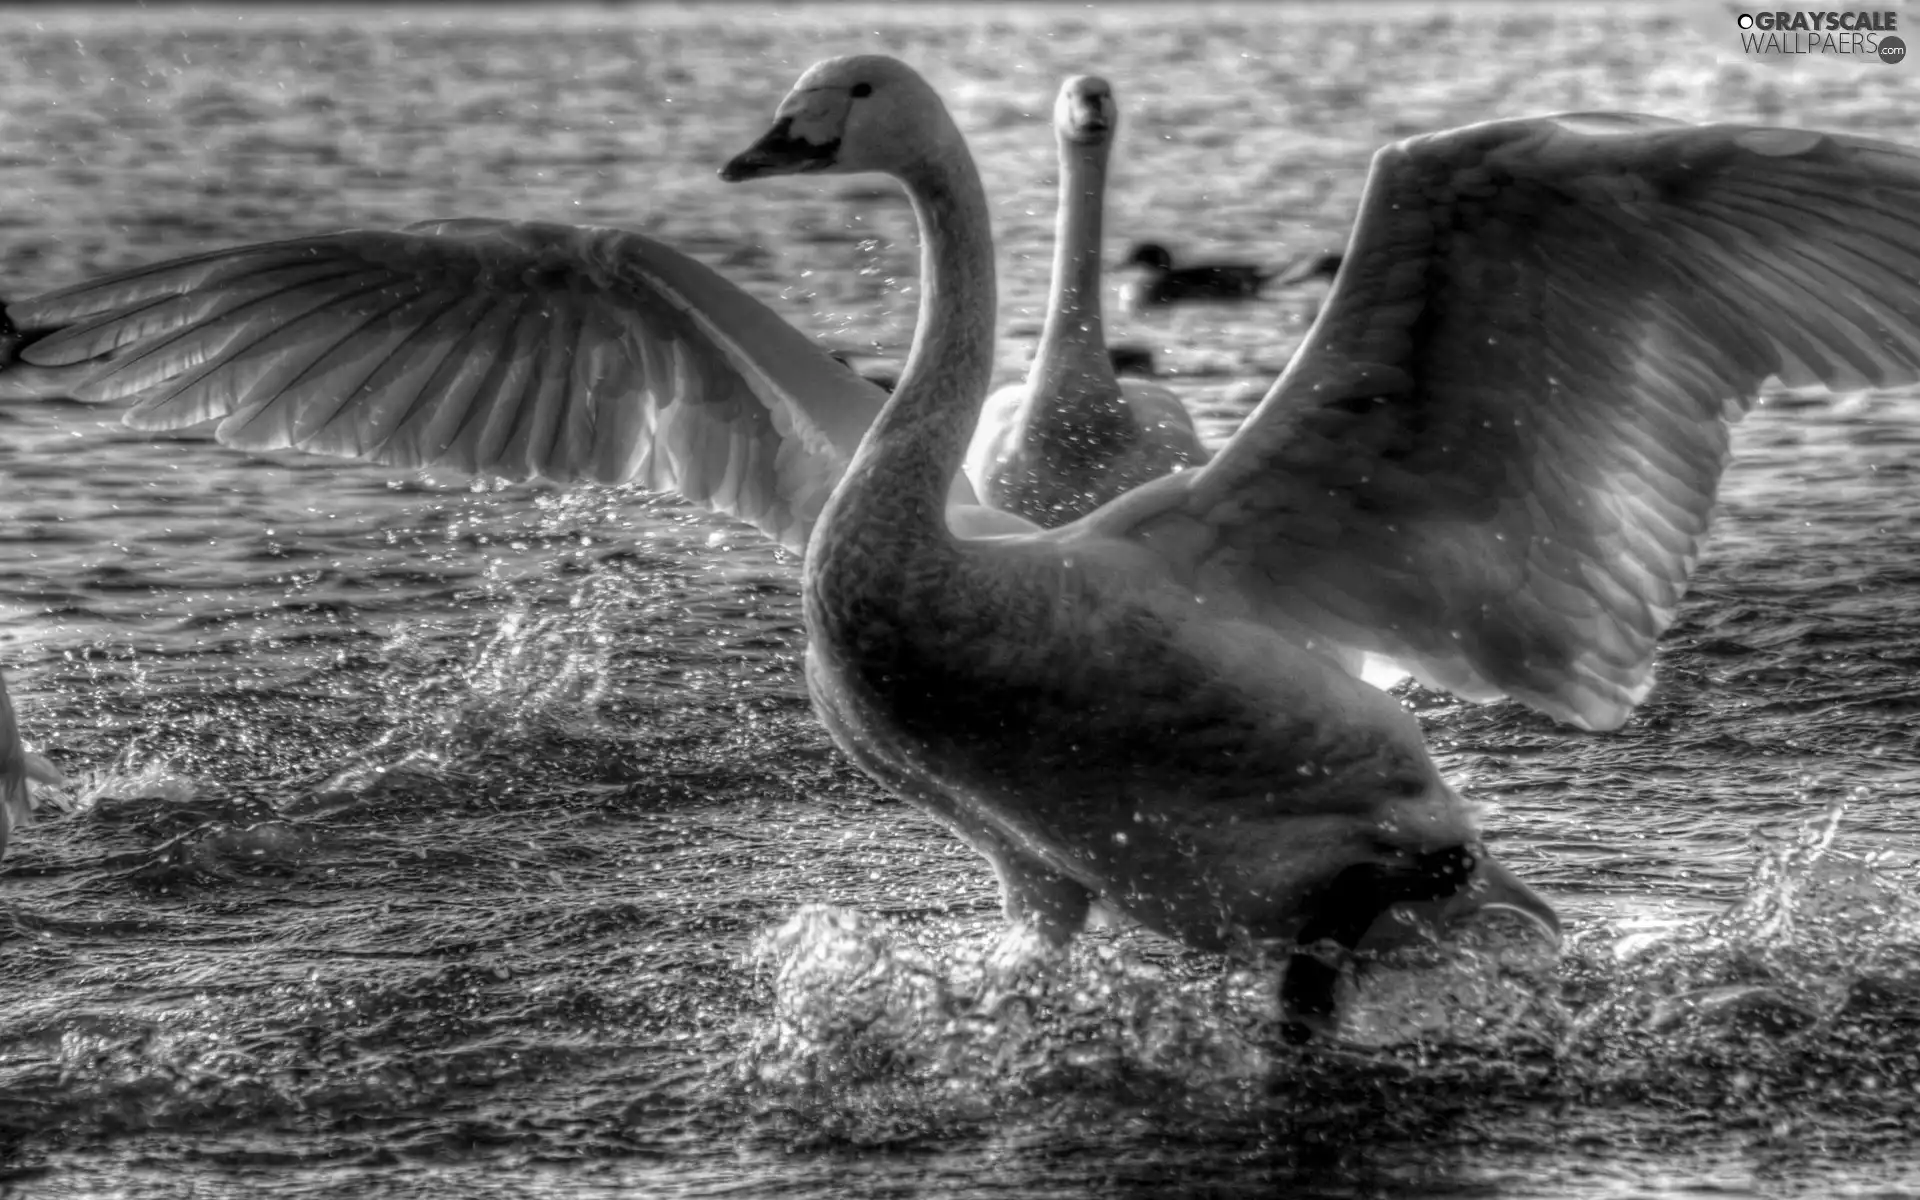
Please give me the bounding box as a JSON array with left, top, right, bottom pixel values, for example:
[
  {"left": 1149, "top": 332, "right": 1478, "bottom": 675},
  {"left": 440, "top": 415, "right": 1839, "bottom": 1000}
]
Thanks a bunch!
[{"left": 0, "top": 2, "right": 1916, "bottom": 1196}]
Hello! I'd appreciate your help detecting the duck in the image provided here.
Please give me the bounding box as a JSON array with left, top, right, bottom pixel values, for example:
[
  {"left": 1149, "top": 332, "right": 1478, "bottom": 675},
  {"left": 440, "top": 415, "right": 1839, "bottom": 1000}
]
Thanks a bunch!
[
  {"left": 963, "top": 75, "right": 1207, "bottom": 528},
  {"left": 0, "top": 668, "right": 67, "bottom": 865},
  {"left": 1118, "top": 242, "right": 1342, "bottom": 313},
  {"left": 13, "top": 58, "right": 1920, "bottom": 1035},
  {"left": 1119, "top": 241, "right": 1270, "bottom": 309}
]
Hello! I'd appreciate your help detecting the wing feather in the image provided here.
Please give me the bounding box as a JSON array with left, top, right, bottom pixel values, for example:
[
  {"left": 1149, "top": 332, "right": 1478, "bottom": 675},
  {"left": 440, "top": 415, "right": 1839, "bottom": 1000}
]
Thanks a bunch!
[
  {"left": 117, "top": 276, "right": 410, "bottom": 429},
  {"left": 6, "top": 220, "right": 897, "bottom": 550},
  {"left": 505, "top": 295, "right": 579, "bottom": 482},
  {"left": 320, "top": 294, "right": 501, "bottom": 457},
  {"left": 443, "top": 302, "right": 545, "bottom": 478},
  {"left": 1122, "top": 115, "right": 1920, "bottom": 730},
  {"left": 223, "top": 287, "right": 467, "bottom": 449}
]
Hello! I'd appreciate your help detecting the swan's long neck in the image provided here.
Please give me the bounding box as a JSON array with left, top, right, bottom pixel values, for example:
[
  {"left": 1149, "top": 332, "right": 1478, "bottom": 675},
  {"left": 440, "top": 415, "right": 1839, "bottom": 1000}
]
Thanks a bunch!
[
  {"left": 1029, "top": 134, "right": 1117, "bottom": 402},
  {"left": 811, "top": 126, "right": 997, "bottom": 572}
]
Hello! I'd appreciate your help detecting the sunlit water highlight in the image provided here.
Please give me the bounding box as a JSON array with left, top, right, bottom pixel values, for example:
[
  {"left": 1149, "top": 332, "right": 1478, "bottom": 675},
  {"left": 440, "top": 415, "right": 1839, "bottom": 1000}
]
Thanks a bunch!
[{"left": 2, "top": 4, "right": 1920, "bottom": 1197}]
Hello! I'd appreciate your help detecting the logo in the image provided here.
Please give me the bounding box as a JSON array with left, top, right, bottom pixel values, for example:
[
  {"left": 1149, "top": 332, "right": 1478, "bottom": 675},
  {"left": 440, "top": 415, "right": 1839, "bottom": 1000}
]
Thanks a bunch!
[{"left": 1725, "top": 9, "right": 1905, "bottom": 62}]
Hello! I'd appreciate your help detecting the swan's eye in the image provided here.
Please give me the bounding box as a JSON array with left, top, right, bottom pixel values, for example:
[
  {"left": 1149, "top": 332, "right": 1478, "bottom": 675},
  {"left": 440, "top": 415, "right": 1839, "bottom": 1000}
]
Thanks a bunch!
[{"left": 849, "top": 83, "right": 873, "bottom": 98}]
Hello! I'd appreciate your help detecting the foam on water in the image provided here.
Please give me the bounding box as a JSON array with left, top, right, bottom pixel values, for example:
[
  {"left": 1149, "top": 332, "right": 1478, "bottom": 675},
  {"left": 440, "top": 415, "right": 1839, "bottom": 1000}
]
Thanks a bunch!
[{"left": 739, "top": 791, "right": 1920, "bottom": 1171}]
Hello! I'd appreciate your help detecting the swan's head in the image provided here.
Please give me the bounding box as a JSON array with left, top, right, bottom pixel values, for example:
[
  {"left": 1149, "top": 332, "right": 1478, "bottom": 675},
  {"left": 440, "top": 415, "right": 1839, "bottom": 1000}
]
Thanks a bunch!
[
  {"left": 1123, "top": 242, "right": 1174, "bottom": 272},
  {"left": 720, "top": 55, "right": 950, "bottom": 183},
  {"left": 1055, "top": 75, "right": 1117, "bottom": 147}
]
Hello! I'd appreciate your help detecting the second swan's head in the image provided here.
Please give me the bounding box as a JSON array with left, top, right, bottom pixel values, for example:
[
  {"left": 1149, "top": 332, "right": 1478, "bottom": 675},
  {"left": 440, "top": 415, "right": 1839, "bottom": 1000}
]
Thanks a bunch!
[
  {"left": 1055, "top": 75, "right": 1116, "bottom": 147},
  {"left": 720, "top": 55, "right": 950, "bottom": 183}
]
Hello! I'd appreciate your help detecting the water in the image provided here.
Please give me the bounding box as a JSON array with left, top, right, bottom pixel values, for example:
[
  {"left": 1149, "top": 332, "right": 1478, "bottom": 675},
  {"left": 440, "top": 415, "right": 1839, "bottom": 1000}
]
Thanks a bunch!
[{"left": 2, "top": 4, "right": 1919, "bottom": 1196}]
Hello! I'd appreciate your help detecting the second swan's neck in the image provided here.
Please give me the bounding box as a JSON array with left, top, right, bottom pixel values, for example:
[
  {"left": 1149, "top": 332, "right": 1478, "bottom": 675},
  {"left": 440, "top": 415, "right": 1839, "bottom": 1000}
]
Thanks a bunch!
[
  {"left": 1029, "top": 135, "right": 1117, "bottom": 401},
  {"left": 811, "top": 130, "right": 998, "bottom": 572}
]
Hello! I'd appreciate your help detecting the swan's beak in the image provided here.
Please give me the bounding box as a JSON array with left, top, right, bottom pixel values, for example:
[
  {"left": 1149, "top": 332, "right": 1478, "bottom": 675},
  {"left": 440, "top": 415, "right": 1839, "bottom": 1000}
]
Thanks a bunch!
[
  {"left": 1463, "top": 852, "right": 1561, "bottom": 941},
  {"left": 1066, "top": 107, "right": 1110, "bottom": 143},
  {"left": 1057, "top": 76, "right": 1115, "bottom": 145},
  {"left": 719, "top": 117, "right": 840, "bottom": 182},
  {"left": 1355, "top": 847, "right": 1561, "bottom": 954},
  {"left": 1279, "top": 844, "right": 1559, "bottom": 1039}
]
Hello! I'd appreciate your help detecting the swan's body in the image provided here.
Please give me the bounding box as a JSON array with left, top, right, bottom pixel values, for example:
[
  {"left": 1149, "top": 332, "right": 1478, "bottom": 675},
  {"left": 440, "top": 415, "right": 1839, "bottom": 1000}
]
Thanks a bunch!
[
  {"left": 13, "top": 62, "right": 1920, "bottom": 1031},
  {"left": 962, "top": 77, "right": 1206, "bottom": 527}
]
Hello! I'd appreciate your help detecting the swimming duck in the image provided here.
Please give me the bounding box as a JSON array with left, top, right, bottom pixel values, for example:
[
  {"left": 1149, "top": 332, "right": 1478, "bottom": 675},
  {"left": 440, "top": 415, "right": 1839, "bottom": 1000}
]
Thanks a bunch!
[
  {"left": 1119, "top": 241, "right": 1270, "bottom": 309},
  {"left": 1118, "top": 242, "right": 1343, "bottom": 313}
]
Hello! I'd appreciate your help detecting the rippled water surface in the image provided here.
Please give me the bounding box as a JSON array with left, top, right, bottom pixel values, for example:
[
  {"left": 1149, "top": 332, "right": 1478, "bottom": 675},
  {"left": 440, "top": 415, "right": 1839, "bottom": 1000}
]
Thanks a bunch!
[{"left": 3, "top": 4, "right": 1920, "bottom": 1197}]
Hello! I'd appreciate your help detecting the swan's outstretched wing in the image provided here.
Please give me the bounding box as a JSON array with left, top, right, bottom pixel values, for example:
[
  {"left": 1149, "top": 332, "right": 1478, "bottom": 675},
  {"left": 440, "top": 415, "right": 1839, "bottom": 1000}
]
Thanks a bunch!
[
  {"left": 7, "top": 218, "right": 897, "bottom": 551},
  {"left": 1131, "top": 114, "right": 1920, "bottom": 731}
]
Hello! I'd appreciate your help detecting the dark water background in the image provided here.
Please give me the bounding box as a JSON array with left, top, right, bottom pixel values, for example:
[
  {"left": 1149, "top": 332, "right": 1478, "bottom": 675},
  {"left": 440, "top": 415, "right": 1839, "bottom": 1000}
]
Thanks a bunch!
[{"left": 1, "top": 4, "right": 1919, "bottom": 1197}]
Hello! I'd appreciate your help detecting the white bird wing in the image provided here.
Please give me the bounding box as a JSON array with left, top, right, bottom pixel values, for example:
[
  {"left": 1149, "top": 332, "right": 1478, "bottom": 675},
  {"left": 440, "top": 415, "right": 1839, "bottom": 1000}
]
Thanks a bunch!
[
  {"left": 8, "top": 218, "right": 899, "bottom": 552},
  {"left": 1112, "top": 114, "right": 1920, "bottom": 731}
]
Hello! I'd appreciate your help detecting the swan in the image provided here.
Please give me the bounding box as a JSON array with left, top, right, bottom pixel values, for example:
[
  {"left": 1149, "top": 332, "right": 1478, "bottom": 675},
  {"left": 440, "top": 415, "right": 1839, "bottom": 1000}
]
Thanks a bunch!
[
  {"left": 962, "top": 75, "right": 1207, "bottom": 528},
  {"left": 13, "top": 59, "right": 1920, "bottom": 1034},
  {"left": 0, "top": 668, "right": 67, "bottom": 865}
]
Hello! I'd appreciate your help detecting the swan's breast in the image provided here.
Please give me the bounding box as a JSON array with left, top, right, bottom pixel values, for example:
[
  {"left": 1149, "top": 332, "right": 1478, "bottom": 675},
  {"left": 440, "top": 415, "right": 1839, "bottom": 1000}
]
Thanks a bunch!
[
  {"left": 968, "top": 378, "right": 1204, "bottom": 529},
  {"left": 804, "top": 534, "right": 1490, "bottom": 954},
  {"left": 805, "top": 541, "right": 1434, "bottom": 820}
]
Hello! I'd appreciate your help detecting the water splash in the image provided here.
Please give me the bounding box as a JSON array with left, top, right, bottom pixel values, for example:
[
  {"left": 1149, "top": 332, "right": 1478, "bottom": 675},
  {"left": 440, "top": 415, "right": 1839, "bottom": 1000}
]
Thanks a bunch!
[
  {"left": 1330, "top": 908, "right": 1566, "bottom": 1048},
  {"left": 317, "top": 527, "right": 640, "bottom": 794},
  {"left": 1574, "top": 787, "right": 1920, "bottom": 1050},
  {"left": 740, "top": 905, "right": 1285, "bottom": 1102},
  {"left": 738, "top": 787, "right": 1920, "bottom": 1159}
]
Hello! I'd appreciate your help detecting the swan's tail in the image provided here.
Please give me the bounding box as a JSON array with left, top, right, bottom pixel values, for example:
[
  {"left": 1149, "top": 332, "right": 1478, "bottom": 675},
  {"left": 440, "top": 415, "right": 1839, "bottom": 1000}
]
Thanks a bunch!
[{"left": 0, "top": 303, "right": 116, "bottom": 401}]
